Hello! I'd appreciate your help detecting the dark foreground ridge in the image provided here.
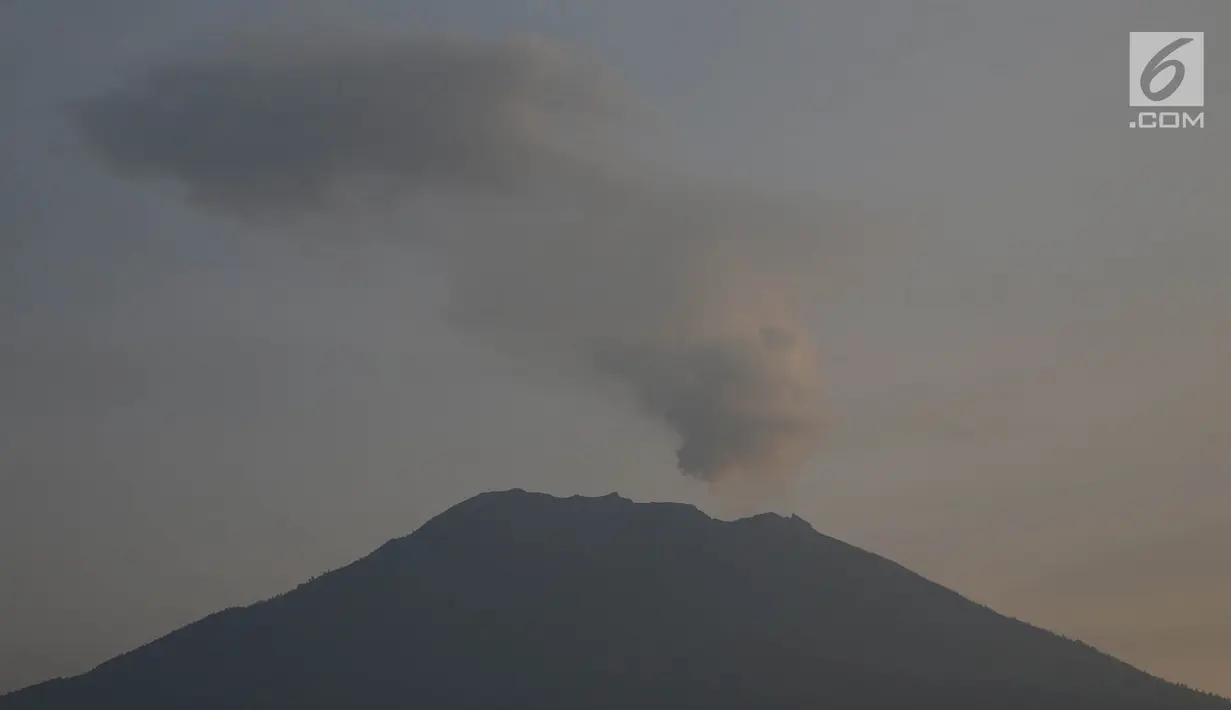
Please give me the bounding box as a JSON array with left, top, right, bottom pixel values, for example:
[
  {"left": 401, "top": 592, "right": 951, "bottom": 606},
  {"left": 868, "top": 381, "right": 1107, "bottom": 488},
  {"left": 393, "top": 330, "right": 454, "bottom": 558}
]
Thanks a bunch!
[{"left": 3, "top": 489, "right": 1227, "bottom": 709}]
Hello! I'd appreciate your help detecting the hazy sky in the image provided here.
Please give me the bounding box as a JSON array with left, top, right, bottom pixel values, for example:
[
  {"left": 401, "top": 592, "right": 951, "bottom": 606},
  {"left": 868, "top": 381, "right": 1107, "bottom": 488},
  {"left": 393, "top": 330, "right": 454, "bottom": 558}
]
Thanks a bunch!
[{"left": 2, "top": 0, "right": 1228, "bottom": 697}]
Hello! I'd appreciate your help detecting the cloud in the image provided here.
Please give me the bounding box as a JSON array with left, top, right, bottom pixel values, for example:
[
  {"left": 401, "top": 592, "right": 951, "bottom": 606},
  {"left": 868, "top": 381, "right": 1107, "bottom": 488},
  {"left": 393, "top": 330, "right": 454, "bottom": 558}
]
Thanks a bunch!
[
  {"left": 75, "top": 30, "right": 864, "bottom": 483},
  {"left": 77, "top": 32, "right": 617, "bottom": 213},
  {"left": 592, "top": 324, "right": 823, "bottom": 481}
]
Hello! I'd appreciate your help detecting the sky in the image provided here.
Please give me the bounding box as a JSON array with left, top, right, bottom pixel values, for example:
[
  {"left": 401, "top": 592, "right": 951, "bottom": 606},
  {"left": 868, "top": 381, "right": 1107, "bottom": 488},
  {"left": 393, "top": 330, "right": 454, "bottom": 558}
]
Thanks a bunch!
[{"left": 1, "top": 0, "right": 1228, "bottom": 697}]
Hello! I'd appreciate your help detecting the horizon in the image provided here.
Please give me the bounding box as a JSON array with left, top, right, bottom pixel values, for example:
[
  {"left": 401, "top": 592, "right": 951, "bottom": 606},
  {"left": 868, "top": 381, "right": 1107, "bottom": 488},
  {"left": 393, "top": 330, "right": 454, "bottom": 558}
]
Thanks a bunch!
[{"left": 2, "top": 0, "right": 1228, "bottom": 698}]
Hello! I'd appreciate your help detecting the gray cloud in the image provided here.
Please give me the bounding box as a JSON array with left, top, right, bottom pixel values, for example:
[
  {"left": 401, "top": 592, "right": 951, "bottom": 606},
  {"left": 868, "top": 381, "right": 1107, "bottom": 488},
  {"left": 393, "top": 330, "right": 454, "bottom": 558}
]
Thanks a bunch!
[
  {"left": 75, "top": 31, "right": 861, "bottom": 483},
  {"left": 592, "top": 325, "right": 822, "bottom": 481},
  {"left": 77, "top": 32, "right": 617, "bottom": 213}
]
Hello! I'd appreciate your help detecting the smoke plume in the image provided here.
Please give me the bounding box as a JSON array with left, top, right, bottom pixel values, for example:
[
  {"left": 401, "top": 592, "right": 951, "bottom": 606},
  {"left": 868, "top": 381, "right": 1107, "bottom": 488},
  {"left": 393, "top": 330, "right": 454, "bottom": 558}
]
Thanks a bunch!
[{"left": 76, "top": 31, "right": 864, "bottom": 483}]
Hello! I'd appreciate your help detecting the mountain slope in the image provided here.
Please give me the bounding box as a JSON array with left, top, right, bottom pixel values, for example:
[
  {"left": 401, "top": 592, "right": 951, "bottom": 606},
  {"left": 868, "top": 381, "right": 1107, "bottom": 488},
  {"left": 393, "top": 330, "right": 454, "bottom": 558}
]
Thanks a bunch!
[{"left": 3, "top": 489, "right": 1227, "bottom": 709}]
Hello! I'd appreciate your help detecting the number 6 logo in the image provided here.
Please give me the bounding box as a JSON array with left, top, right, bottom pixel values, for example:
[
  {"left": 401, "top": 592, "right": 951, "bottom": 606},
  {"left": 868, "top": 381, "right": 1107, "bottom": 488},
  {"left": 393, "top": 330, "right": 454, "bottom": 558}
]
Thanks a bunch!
[
  {"left": 1140, "top": 37, "right": 1192, "bottom": 102},
  {"left": 1130, "top": 32, "right": 1204, "bottom": 108}
]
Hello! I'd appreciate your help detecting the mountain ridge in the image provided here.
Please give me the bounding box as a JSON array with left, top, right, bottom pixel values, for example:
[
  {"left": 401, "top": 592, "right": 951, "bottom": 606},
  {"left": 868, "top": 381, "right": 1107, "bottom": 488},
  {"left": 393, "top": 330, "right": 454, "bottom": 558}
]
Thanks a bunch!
[{"left": 3, "top": 488, "right": 1227, "bottom": 709}]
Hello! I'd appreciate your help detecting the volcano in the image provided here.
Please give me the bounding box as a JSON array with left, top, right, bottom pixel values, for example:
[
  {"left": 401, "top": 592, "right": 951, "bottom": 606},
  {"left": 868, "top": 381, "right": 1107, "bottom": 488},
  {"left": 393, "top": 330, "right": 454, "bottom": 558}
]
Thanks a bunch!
[{"left": 2, "top": 489, "right": 1226, "bottom": 709}]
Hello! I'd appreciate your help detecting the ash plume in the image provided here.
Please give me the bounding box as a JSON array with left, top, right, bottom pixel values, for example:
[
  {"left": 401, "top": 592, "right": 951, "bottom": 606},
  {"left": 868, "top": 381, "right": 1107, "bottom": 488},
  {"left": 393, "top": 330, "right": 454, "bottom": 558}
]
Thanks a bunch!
[{"left": 75, "top": 30, "right": 864, "bottom": 483}]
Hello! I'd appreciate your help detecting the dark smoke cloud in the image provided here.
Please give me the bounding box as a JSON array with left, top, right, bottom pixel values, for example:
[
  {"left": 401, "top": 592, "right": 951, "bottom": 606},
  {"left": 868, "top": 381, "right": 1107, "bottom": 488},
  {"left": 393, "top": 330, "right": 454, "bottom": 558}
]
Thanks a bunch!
[
  {"left": 78, "top": 33, "right": 616, "bottom": 213},
  {"left": 75, "top": 31, "right": 861, "bottom": 483}
]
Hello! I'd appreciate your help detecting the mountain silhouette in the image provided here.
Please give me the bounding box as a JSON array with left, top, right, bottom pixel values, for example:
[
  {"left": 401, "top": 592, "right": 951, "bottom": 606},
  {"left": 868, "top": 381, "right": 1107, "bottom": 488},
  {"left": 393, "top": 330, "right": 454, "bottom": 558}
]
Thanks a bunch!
[{"left": 2, "top": 489, "right": 1227, "bottom": 709}]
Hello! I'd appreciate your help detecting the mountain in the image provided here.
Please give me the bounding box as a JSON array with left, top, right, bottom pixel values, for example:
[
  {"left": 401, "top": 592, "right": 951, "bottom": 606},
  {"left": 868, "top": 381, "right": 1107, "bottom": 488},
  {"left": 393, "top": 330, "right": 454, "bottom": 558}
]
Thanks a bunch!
[{"left": 2, "top": 489, "right": 1227, "bottom": 709}]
